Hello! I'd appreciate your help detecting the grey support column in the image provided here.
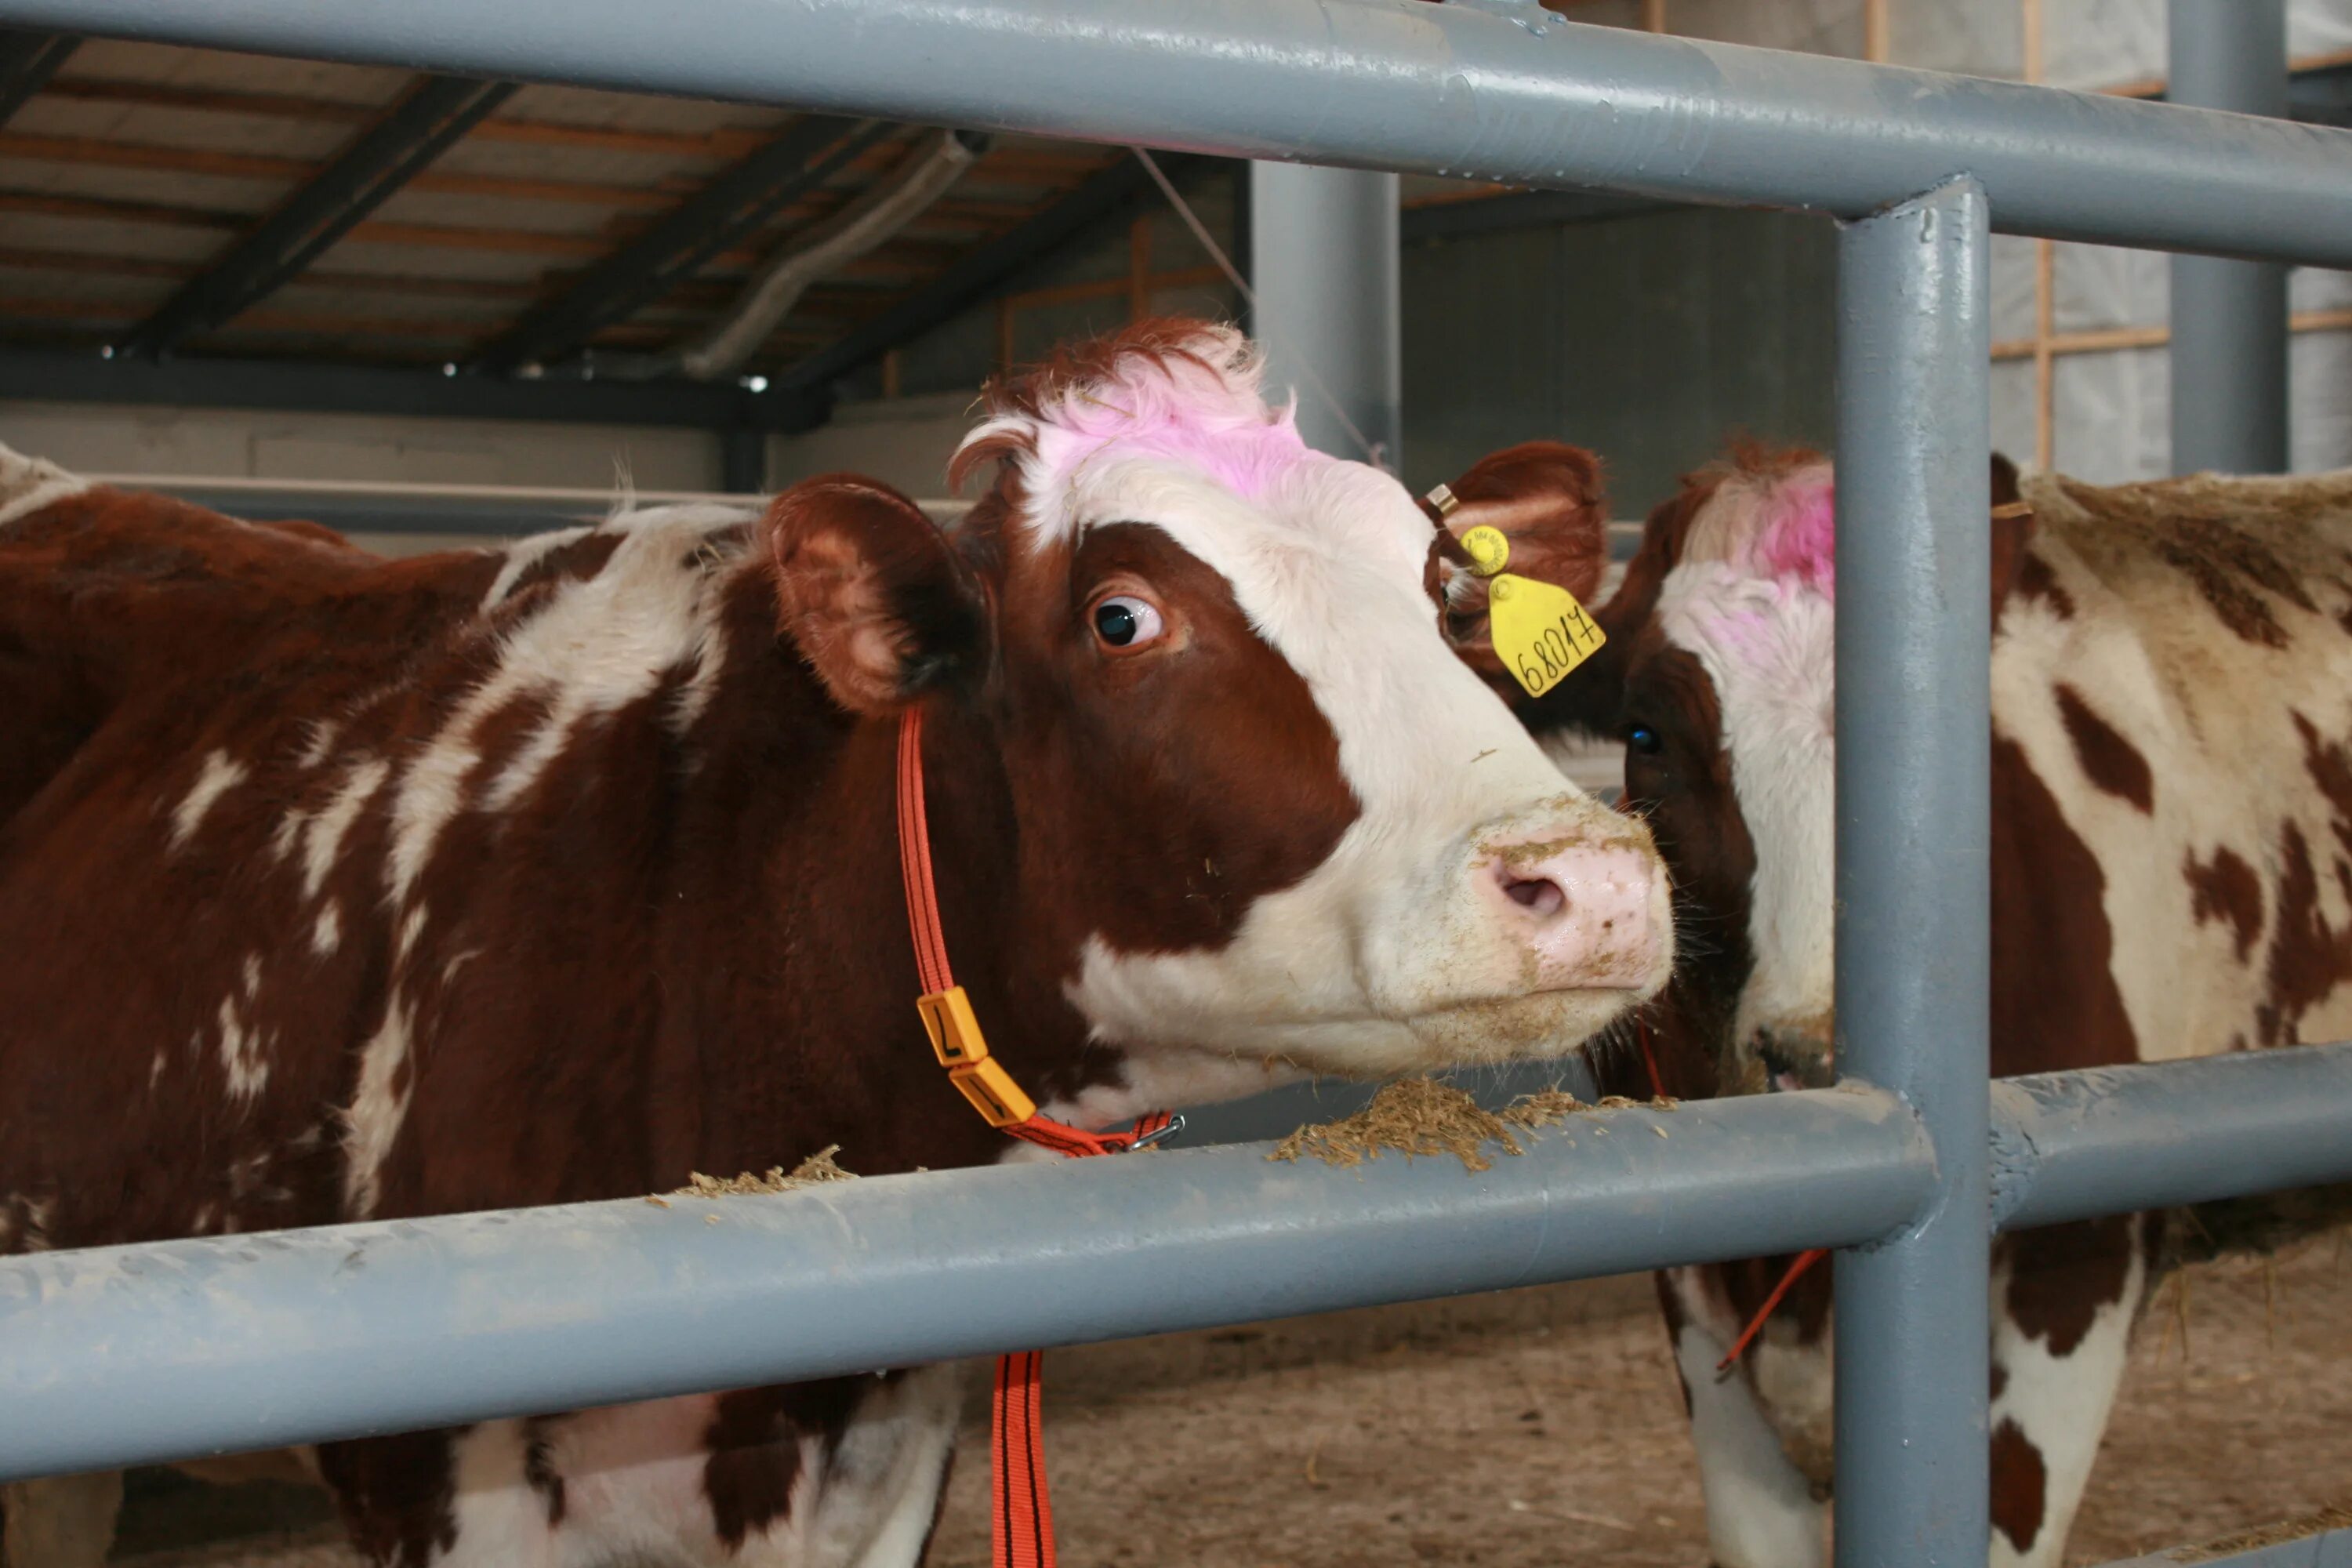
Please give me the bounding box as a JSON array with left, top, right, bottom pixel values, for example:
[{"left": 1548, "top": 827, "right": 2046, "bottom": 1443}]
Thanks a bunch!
[
  {"left": 1831, "top": 177, "right": 1993, "bottom": 1568},
  {"left": 720, "top": 426, "right": 767, "bottom": 494},
  {"left": 1247, "top": 162, "right": 1401, "bottom": 469},
  {"left": 2168, "top": 0, "right": 2290, "bottom": 474}
]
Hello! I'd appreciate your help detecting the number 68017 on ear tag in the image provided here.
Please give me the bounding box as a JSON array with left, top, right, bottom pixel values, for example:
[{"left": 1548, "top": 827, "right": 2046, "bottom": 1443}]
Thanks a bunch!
[{"left": 1457, "top": 524, "right": 1606, "bottom": 700}]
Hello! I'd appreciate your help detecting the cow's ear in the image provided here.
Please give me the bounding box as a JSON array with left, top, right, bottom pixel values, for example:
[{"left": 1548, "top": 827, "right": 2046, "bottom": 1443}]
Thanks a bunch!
[
  {"left": 1988, "top": 450, "right": 2037, "bottom": 621},
  {"left": 1424, "top": 441, "right": 1610, "bottom": 683},
  {"left": 765, "top": 474, "right": 989, "bottom": 714}
]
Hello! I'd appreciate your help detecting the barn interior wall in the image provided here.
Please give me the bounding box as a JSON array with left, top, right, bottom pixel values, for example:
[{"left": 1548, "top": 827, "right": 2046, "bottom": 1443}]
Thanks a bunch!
[
  {"left": 1400, "top": 207, "right": 1840, "bottom": 513},
  {"left": 1400, "top": 0, "right": 2352, "bottom": 495},
  {"left": 764, "top": 390, "right": 977, "bottom": 497},
  {"left": 0, "top": 399, "right": 726, "bottom": 492},
  {"left": 2016, "top": 0, "right": 2352, "bottom": 481}
]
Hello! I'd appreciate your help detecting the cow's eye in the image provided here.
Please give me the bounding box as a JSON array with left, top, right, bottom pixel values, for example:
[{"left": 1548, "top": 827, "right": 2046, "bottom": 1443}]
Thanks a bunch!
[
  {"left": 1626, "top": 722, "right": 1664, "bottom": 755},
  {"left": 1091, "top": 594, "right": 1165, "bottom": 651}
]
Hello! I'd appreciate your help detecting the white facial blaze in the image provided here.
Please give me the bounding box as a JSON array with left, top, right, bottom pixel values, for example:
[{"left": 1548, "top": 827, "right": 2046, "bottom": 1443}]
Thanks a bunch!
[
  {"left": 1657, "top": 561, "right": 1838, "bottom": 1055},
  {"left": 1030, "top": 451, "right": 1670, "bottom": 1079}
]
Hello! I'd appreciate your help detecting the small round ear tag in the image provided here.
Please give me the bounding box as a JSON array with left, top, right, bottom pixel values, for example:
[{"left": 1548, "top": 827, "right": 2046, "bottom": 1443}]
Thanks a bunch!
[
  {"left": 1459, "top": 524, "right": 1512, "bottom": 577},
  {"left": 1454, "top": 524, "right": 1605, "bottom": 699}
]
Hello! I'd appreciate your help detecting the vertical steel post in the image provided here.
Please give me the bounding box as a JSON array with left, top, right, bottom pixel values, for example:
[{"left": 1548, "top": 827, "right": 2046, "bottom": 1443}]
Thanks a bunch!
[
  {"left": 1247, "top": 162, "right": 1401, "bottom": 469},
  {"left": 720, "top": 426, "right": 766, "bottom": 493},
  {"left": 1832, "top": 177, "right": 1992, "bottom": 1568},
  {"left": 2167, "top": 0, "right": 2289, "bottom": 474}
]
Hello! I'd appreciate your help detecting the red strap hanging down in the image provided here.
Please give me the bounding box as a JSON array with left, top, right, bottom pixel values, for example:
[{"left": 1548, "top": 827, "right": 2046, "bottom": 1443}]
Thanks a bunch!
[
  {"left": 1716, "top": 1247, "right": 1828, "bottom": 1371},
  {"left": 1635, "top": 1018, "right": 1826, "bottom": 1372},
  {"left": 895, "top": 706, "right": 1173, "bottom": 1568}
]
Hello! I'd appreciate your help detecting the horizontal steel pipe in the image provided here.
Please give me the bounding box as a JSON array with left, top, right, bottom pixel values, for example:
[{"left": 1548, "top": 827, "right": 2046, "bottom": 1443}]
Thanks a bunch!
[
  {"left": 1992, "top": 1040, "right": 2352, "bottom": 1231},
  {"left": 5, "top": 1042, "right": 2349, "bottom": 1481},
  {"left": 0, "top": 1087, "right": 1929, "bottom": 1481},
  {"left": 4, "top": 0, "right": 2352, "bottom": 266}
]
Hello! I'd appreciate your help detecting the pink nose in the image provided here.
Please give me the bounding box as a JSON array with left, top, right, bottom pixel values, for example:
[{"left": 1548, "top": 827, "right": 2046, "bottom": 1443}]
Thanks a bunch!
[{"left": 1488, "top": 840, "right": 1658, "bottom": 987}]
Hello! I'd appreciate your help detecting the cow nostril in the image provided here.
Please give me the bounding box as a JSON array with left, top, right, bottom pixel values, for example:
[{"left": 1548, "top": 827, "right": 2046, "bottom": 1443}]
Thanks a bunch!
[{"left": 1501, "top": 874, "right": 1566, "bottom": 917}]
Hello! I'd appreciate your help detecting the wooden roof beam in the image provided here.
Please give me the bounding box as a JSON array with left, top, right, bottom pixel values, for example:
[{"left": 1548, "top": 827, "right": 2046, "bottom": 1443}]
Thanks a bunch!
[
  {"left": 116, "top": 74, "right": 519, "bottom": 359},
  {"left": 773, "top": 151, "right": 1217, "bottom": 402},
  {"left": 473, "top": 115, "right": 888, "bottom": 376},
  {"left": 0, "top": 27, "right": 72, "bottom": 127}
]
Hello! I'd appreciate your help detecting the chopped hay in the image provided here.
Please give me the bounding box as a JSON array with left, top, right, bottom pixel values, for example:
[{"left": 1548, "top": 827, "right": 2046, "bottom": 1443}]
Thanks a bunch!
[
  {"left": 2161, "top": 1180, "right": 2352, "bottom": 1271},
  {"left": 2167, "top": 1501, "right": 2352, "bottom": 1563},
  {"left": 1269, "top": 1078, "right": 1671, "bottom": 1172},
  {"left": 1497, "top": 1088, "right": 1588, "bottom": 1130},
  {"left": 673, "top": 1144, "right": 857, "bottom": 1198},
  {"left": 1272, "top": 1079, "right": 1523, "bottom": 1171}
]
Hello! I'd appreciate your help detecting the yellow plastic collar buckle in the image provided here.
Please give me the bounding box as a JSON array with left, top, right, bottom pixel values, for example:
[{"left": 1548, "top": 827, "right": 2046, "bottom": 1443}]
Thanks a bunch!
[
  {"left": 949, "top": 1058, "right": 1038, "bottom": 1127},
  {"left": 917, "top": 985, "right": 986, "bottom": 1066},
  {"left": 917, "top": 986, "right": 1039, "bottom": 1128}
]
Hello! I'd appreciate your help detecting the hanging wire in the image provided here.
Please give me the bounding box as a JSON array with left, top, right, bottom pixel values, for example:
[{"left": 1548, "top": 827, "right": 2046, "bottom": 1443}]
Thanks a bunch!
[{"left": 1130, "top": 147, "right": 1385, "bottom": 469}]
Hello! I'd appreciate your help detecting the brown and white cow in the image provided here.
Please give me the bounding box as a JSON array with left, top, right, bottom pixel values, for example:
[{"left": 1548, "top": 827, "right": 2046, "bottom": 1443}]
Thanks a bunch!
[
  {"left": 0, "top": 320, "right": 1670, "bottom": 1568},
  {"left": 1444, "top": 437, "right": 2352, "bottom": 1568}
]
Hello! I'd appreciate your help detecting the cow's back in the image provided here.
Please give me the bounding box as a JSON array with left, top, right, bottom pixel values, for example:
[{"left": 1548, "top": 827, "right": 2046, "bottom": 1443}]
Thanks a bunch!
[
  {"left": 0, "top": 473, "right": 767, "bottom": 1253},
  {"left": 0, "top": 459, "right": 485, "bottom": 829},
  {"left": 1991, "top": 466, "right": 2352, "bottom": 1071}
]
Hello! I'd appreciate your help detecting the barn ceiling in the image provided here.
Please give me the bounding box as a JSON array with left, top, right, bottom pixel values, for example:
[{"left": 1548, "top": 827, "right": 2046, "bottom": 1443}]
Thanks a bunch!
[{"left": 0, "top": 28, "right": 1552, "bottom": 422}]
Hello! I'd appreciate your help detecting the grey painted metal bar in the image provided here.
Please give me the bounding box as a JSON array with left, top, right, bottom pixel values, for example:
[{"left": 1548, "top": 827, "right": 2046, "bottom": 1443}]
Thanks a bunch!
[
  {"left": 6, "top": 2, "right": 2352, "bottom": 267},
  {"left": 6, "top": 1036, "right": 2352, "bottom": 1483},
  {"left": 1831, "top": 178, "right": 1994, "bottom": 1568},
  {"left": 2100, "top": 1523, "right": 2352, "bottom": 1568},
  {"left": 2169, "top": 0, "right": 2292, "bottom": 474},
  {"left": 0, "top": 1087, "right": 1931, "bottom": 1482},
  {"left": 1250, "top": 163, "right": 1402, "bottom": 466},
  {"left": 1991, "top": 1042, "right": 2352, "bottom": 1231}
]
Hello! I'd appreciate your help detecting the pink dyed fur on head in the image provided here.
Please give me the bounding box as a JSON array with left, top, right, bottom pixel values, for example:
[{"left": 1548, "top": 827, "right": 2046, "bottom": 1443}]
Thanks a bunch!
[
  {"left": 1751, "top": 466, "right": 1836, "bottom": 590},
  {"left": 965, "top": 323, "right": 1318, "bottom": 507},
  {"left": 1688, "top": 460, "right": 1838, "bottom": 594}
]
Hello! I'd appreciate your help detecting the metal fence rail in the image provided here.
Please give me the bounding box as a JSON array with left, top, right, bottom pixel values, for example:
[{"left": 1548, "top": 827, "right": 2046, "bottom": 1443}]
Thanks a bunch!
[
  {"left": 5, "top": 4, "right": 2352, "bottom": 1564},
  {"left": 2, "top": 1048, "right": 2347, "bottom": 1488},
  {"left": 8, "top": 0, "right": 2352, "bottom": 265}
]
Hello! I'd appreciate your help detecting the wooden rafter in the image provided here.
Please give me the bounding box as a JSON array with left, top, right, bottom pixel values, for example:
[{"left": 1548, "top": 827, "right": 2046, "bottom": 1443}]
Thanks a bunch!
[
  {"left": 120, "top": 74, "right": 520, "bottom": 358},
  {"left": 33, "top": 77, "right": 1127, "bottom": 184},
  {"left": 0, "top": 187, "right": 246, "bottom": 230},
  {"left": 0, "top": 130, "right": 683, "bottom": 208},
  {"left": 38, "top": 78, "right": 775, "bottom": 159},
  {"left": 1991, "top": 309, "right": 2352, "bottom": 365}
]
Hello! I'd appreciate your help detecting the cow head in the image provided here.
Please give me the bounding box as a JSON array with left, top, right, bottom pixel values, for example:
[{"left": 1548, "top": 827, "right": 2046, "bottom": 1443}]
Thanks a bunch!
[
  {"left": 1497, "top": 441, "right": 2032, "bottom": 1097},
  {"left": 764, "top": 321, "right": 1670, "bottom": 1083}
]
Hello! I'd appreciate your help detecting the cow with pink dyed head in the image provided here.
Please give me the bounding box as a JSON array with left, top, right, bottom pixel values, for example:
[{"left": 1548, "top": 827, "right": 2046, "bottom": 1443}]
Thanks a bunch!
[
  {"left": 1435, "top": 437, "right": 2352, "bottom": 1568},
  {"left": 0, "top": 321, "right": 1670, "bottom": 1568}
]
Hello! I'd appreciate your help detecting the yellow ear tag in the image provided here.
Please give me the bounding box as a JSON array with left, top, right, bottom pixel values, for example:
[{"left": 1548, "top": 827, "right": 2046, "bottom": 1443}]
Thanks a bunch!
[{"left": 1457, "top": 524, "right": 1606, "bottom": 700}]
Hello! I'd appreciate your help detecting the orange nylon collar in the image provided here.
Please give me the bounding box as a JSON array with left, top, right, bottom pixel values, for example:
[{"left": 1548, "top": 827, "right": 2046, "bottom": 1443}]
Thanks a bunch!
[
  {"left": 894, "top": 706, "right": 1176, "bottom": 1158},
  {"left": 894, "top": 705, "right": 1175, "bottom": 1568},
  {"left": 1638, "top": 1017, "right": 1826, "bottom": 1371}
]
